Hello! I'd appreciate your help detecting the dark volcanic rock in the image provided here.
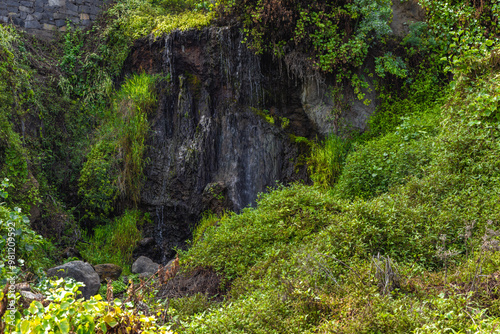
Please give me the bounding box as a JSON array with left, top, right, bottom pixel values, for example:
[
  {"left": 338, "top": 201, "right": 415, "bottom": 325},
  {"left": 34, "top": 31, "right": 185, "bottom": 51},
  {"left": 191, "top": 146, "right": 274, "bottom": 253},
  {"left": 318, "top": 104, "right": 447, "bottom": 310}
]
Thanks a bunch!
[
  {"left": 133, "top": 237, "right": 163, "bottom": 261},
  {"left": 125, "top": 28, "right": 313, "bottom": 263},
  {"left": 123, "top": 27, "right": 379, "bottom": 263}
]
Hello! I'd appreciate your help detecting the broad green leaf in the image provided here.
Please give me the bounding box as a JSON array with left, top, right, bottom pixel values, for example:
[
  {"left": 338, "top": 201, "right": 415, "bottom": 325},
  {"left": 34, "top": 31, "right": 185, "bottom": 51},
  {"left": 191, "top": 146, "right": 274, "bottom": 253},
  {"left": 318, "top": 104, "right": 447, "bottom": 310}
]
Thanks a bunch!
[
  {"left": 20, "top": 320, "right": 30, "bottom": 333},
  {"left": 58, "top": 319, "right": 70, "bottom": 334}
]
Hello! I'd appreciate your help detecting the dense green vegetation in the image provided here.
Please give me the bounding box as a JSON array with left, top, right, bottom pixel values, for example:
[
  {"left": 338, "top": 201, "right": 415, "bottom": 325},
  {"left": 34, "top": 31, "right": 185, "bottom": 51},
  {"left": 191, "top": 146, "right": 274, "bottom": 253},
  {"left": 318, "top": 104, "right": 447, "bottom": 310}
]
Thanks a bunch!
[
  {"left": 0, "top": 26, "right": 41, "bottom": 213},
  {"left": 1, "top": 0, "right": 500, "bottom": 332},
  {"left": 79, "top": 209, "right": 147, "bottom": 272},
  {"left": 78, "top": 73, "right": 159, "bottom": 224},
  {"left": 218, "top": 0, "right": 392, "bottom": 73},
  {"left": 178, "top": 75, "right": 500, "bottom": 329}
]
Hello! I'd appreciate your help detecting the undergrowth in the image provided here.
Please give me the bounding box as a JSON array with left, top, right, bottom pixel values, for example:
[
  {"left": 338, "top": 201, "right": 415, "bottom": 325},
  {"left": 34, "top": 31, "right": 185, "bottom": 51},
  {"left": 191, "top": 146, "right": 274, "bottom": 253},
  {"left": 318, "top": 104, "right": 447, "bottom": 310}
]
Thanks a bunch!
[
  {"left": 78, "top": 73, "right": 158, "bottom": 224},
  {"left": 218, "top": 0, "right": 392, "bottom": 74},
  {"left": 307, "top": 135, "right": 351, "bottom": 189},
  {"left": 0, "top": 25, "right": 40, "bottom": 212},
  {"left": 79, "top": 209, "right": 147, "bottom": 272},
  {"left": 2, "top": 0, "right": 500, "bottom": 333},
  {"left": 0, "top": 180, "right": 53, "bottom": 280},
  {"left": 175, "top": 39, "right": 500, "bottom": 332}
]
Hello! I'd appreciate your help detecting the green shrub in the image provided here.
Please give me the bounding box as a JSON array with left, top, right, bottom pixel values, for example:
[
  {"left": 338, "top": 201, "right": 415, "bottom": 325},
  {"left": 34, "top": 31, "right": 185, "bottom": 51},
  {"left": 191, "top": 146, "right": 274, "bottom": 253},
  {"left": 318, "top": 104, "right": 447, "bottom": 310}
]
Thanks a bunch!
[
  {"left": 108, "top": 0, "right": 214, "bottom": 40},
  {"left": 98, "top": 279, "right": 128, "bottom": 299},
  {"left": 169, "top": 293, "right": 215, "bottom": 322},
  {"left": 191, "top": 211, "right": 227, "bottom": 244},
  {"left": 78, "top": 140, "right": 119, "bottom": 223},
  {"left": 80, "top": 209, "right": 145, "bottom": 271},
  {"left": 335, "top": 112, "right": 438, "bottom": 200},
  {"left": 309, "top": 284, "right": 500, "bottom": 334},
  {"left": 6, "top": 277, "right": 168, "bottom": 333},
  {"left": 308, "top": 135, "right": 351, "bottom": 189},
  {"left": 218, "top": 0, "right": 392, "bottom": 73},
  {"left": 115, "top": 73, "right": 158, "bottom": 203},
  {"left": 182, "top": 184, "right": 342, "bottom": 279},
  {"left": 364, "top": 67, "right": 444, "bottom": 140},
  {"left": 0, "top": 25, "right": 41, "bottom": 211},
  {"left": 0, "top": 179, "right": 52, "bottom": 279},
  {"left": 182, "top": 252, "right": 320, "bottom": 333},
  {"left": 420, "top": 0, "right": 499, "bottom": 78},
  {"left": 114, "top": 73, "right": 159, "bottom": 113},
  {"left": 413, "top": 293, "right": 500, "bottom": 334},
  {"left": 375, "top": 52, "right": 408, "bottom": 79}
]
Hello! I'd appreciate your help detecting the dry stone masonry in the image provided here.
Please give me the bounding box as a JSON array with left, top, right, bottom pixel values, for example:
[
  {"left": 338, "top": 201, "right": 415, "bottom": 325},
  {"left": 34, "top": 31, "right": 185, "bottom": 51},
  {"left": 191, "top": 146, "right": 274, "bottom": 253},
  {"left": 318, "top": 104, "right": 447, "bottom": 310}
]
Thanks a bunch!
[{"left": 0, "top": 0, "right": 107, "bottom": 38}]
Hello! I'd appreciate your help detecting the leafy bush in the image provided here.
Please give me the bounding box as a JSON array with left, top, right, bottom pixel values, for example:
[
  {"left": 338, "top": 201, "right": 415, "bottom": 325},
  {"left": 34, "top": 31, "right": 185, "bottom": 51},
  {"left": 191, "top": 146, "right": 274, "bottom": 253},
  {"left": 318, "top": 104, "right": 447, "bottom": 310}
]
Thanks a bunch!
[
  {"left": 98, "top": 279, "right": 128, "bottom": 299},
  {"left": 180, "top": 288, "right": 319, "bottom": 333},
  {"left": 0, "top": 25, "right": 40, "bottom": 211},
  {"left": 419, "top": 0, "right": 499, "bottom": 80},
  {"left": 183, "top": 184, "right": 342, "bottom": 279},
  {"left": 191, "top": 211, "right": 227, "bottom": 244},
  {"left": 413, "top": 293, "right": 500, "bottom": 334},
  {"left": 169, "top": 293, "right": 215, "bottom": 322},
  {"left": 218, "top": 0, "right": 392, "bottom": 73},
  {"left": 375, "top": 52, "right": 408, "bottom": 79},
  {"left": 78, "top": 140, "right": 119, "bottom": 223},
  {"left": 365, "top": 62, "right": 445, "bottom": 140},
  {"left": 7, "top": 277, "right": 169, "bottom": 333},
  {"left": 80, "top": 209, "right": 145, "bottom": 271},
  {"left": 335, "top": 113, "right": 438, "bottom": 200},
  {"left": 0, "top": 179, "right": 52, "bottom": 279},
  {"left": 307, "top": 135, "right": 351, "bottom": 188}
]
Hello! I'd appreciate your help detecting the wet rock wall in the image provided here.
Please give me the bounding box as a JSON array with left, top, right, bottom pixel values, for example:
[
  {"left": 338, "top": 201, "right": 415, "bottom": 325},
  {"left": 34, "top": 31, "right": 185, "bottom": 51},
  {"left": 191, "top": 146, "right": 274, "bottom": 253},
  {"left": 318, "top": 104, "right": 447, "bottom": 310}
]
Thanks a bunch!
[{"left": 124, "top": 27, "right": 378, "bottom": 263}]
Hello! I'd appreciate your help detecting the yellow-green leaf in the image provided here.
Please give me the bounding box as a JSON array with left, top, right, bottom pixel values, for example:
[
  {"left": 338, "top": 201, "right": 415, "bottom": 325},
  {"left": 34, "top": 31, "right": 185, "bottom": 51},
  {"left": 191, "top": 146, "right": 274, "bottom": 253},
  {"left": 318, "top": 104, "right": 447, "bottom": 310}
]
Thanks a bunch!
[
  {"left": 103, "top": 314, "right": 118, "bottom": 327},
  {"left": 58, "top": 319, "right": 70, "bottom": 334}
]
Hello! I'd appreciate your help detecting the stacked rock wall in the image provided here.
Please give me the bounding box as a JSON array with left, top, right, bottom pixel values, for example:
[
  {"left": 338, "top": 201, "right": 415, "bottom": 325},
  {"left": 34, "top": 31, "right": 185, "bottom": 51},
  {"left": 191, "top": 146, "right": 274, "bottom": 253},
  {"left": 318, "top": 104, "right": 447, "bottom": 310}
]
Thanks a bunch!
[{"left": 0, "top": 0, "right": 107, "bottom": 38}]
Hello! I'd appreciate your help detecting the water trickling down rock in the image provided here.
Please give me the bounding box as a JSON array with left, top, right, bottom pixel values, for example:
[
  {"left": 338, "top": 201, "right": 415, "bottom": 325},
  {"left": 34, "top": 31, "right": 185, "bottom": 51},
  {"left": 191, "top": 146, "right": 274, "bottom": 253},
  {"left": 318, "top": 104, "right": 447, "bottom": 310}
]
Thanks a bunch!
[{"left": 122, "top": 27, "right": 377, "bottom": 263}]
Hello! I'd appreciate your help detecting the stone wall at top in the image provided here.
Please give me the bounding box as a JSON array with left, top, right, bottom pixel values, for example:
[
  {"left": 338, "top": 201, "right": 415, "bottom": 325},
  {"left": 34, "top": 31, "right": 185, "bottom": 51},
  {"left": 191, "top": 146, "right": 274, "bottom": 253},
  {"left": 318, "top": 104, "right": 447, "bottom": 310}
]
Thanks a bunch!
[{"left": 0, "top": 0, "right": 108, "bottom": 38}]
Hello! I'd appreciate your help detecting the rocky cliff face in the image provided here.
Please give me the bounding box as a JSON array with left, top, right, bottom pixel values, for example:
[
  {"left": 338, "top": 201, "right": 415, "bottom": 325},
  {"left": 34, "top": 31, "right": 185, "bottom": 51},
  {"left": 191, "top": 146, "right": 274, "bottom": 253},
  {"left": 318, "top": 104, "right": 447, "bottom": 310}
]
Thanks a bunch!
[{"left": 124, "top": 27, "right": 377, "bottom": 262}]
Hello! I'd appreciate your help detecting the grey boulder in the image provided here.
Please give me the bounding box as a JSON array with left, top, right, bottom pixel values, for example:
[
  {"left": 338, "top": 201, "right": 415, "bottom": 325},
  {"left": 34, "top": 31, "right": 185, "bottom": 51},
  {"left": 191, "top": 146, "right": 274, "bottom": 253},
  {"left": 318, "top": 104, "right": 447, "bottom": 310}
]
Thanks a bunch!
[
  {"left": 132, "top": 256, "right": 159, "bottom": 274},
  {"left": 47, "top": 261, "right": 100, "bottom": 299}
]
